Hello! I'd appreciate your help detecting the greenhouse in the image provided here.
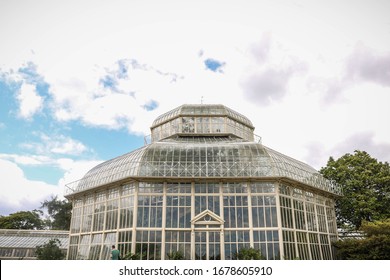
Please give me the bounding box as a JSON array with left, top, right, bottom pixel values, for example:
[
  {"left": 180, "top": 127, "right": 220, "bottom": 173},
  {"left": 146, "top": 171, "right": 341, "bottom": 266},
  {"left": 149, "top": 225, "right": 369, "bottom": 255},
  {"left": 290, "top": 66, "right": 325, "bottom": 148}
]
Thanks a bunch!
[
  {"left": 0, "top": 229, "right": 69, "bottom": 260},
  {"left": 65, "top": 104, "right": 341, "bottom": 260}
]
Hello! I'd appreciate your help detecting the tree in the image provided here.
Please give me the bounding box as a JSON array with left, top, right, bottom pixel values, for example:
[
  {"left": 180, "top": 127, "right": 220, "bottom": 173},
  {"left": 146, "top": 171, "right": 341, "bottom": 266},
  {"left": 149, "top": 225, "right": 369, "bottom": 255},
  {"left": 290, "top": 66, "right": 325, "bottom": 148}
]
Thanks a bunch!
[
  {"left": 320, "top": 150, "right": 390, "bottom": 229},
  {"left": 41, "top": 196, "right": 72, "bottom": 230},
  {"left": 0, "top": 210, "right": 44, "bottom": 229},
  {"left": 235, "top": 247, "right": 266, "bottom": 260},
  {"left": 35, "top": 238, "right": 65, "bottom": 260},
  {"left": 333, "top": 219, "right": 390, "bottom": 260}
]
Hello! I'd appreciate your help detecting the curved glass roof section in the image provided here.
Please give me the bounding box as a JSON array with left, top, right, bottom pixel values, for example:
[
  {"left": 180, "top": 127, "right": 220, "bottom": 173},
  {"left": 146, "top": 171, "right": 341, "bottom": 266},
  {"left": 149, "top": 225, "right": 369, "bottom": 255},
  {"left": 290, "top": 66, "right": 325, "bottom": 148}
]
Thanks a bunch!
[
  {"left": 151, "top": 104, "right": 254, "bottom": 129},
  {"left": 65, "top": 137, "right": 341, "bottom": 197}
]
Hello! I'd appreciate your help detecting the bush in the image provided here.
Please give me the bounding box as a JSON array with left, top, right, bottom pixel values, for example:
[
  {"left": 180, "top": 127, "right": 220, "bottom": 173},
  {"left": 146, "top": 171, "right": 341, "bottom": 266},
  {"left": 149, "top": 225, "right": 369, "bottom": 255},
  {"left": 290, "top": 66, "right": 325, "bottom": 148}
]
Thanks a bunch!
[
  {"left": 35, "top": 238, "right": 65, "bottom": 260},
  {"left": 235, "top": 247, "right": 266, "bottom": 260}
]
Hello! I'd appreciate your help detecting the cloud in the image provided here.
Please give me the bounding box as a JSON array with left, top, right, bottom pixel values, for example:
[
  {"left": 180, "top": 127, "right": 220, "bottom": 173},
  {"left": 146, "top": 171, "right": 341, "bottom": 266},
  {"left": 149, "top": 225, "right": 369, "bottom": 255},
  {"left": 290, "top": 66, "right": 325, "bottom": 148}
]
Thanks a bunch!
[
  {"left": 330, "top": 131, "right": 390, "bottom": 164},
  {"left": 99, "top": 58, "right": 182, "bottom": 93},
  {"left": 304, "top": 131, "right": 390, "bottom": 169},
  {"left": 303, "top": 141, "right": 329, "bottom": 169},
  {"left": 0, "top": 62, "right": 49, "bottom": 120},
  {"left": 346, "top": 43, "right": 390, "bottom": 86},
  {"left": 57, "top": 158, "right": 103, "bottom": 189},
  {"left": 241, "top": 34, "right": 308, "bottom": 106},
  {"left": 20, "top": 133, "right": 89, "bottom": 156},
  {"left": 1, "top": 134, "right": 91, "bottom": 167},
  {"left": 242, "top": 68, "right": 292, "bottom": 105},
  {"left": 0, "top": 159, "right": 62, "bottom": 215},
  {"left": 0, "top": 157, "right": 102, "bottom": 215},
  {"left": 16, "top": 83, "right": 43, "bottom": 119},
  {"left": 312, "top": 43, "right": 390, "bottom": 105},
  {"left": 0, "top": 154, "right": 52, "bottom": 166},
  {"left": 318, "top": 78, "right": 349, "bottom": 105},
  {"left": 18, "top": 62, "right": 45, "bottom": 85},
  {"left": 45, "top": 57, "right": 183, "bottom": 135},
  {"left": 249, "top": 32, "right": 272, "bottom": 64},
  {"left": 40, "top": 134, "right": 88, "bottom": 155}
]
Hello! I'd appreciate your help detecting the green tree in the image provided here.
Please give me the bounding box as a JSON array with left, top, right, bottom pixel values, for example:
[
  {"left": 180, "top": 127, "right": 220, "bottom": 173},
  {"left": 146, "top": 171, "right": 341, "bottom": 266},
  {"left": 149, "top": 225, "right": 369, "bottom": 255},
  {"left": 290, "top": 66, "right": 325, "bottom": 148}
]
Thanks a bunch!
[
  {"left": 41, "top": 196, "right": 72, "bottom": 230},
  {"left": 0, "top": 210, "right": 44, "bottom": 229},
  {"left": 320, "top": 150, "right": 390, "bottom": 229},
  {"left": 235, "top": 247, "right": 266, "bottom": 260},
  {"left": 35, "top": 238, "right": 65, "bottom": 260},
  {"left": 333, "top": 219, "right": 390, "bottom": 260}
]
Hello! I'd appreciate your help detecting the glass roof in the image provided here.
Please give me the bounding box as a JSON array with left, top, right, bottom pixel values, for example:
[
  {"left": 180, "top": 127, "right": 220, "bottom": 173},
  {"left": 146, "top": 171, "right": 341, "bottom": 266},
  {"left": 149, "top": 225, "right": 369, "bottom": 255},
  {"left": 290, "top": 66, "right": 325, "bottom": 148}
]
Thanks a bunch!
[
  {"left": 66, "top": 137, "right": 341, "bottom": 197},
  {"left": 151, "top": 104, "right": 254, "bottom": 128},
  {"left": 0, "top": 229, "right": 69, "bottom": 249}
]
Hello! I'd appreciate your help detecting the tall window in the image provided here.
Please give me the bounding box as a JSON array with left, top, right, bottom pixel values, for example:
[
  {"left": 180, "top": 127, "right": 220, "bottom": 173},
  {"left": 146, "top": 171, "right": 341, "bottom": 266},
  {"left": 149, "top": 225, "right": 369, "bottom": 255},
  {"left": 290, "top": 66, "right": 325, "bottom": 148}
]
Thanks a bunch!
[
  {"left": 135, "top": 230, "right": 162, "bottom": 260},
  {"left": 224, "top": 230, "right": 250, "bottom": 260},
  {"left": 253, "top": 230, "right": 280, "bottom": 260},
  {"left": 223, "top": 195, "right": 249, "bottom": 228},
  {"left": 166, "top": 196, "right": 191, "bottom": 228},
  {"left": 195, "top": 183, "right": 220, "bottom": 215},
  {"left": 137, "top": 195, "right": 163, "bottom": 228},
  {"left": 93, "top": 192, "right": 106, "bottom": 232},
  {"left": 252, "top": 195, "right": 278, "bottom": 228},
  {"left": 105, "top": 188, "right": 119, "bottom": 230}
]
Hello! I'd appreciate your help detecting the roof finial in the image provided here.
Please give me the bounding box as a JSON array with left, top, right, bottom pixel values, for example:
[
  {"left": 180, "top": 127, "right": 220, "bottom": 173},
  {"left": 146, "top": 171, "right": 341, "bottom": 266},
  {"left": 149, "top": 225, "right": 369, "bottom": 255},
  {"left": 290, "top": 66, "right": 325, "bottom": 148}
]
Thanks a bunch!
[{"left": 201, "top": 96, "right": 204, "bottom": 104}]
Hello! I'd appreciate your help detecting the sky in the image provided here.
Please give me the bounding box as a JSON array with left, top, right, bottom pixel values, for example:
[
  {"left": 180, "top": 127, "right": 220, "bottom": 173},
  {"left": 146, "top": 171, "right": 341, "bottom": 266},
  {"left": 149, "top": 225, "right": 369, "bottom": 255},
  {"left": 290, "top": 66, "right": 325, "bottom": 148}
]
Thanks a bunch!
[{"left": 0, "top": 0, "right": 389, "bottom": 215}]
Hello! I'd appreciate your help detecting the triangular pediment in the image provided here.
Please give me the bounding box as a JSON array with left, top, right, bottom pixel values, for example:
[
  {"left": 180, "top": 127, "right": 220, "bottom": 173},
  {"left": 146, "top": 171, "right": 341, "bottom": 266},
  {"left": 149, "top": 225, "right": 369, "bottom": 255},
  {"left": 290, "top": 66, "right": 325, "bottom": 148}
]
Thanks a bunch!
[{"left": 191, "top": 209, "right": 224, "bottom": 225}]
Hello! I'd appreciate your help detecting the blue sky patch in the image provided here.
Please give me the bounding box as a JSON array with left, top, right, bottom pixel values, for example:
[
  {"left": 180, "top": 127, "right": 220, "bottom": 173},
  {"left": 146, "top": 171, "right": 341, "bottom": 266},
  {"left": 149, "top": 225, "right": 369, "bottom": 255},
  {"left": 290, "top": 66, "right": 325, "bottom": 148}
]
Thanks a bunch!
[
  {"left": 100, "top": 75, "right": 118, "bottom": 90},
  {"left": 143, "top": 100, "right": 159, "bottom": 111},
  {"left": 204, "top": 58, "right": 225, "bottom": 73}
]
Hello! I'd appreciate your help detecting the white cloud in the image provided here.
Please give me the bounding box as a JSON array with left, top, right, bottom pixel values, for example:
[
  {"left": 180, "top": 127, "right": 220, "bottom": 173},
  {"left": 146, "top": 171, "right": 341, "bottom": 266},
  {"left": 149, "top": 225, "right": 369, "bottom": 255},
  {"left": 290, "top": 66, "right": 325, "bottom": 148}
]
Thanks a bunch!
[
  {"left": 16, "top": 83, "right": 43, "bottom": 119},
  {"left": 21, "top": 133, "right": 89, "bottom": 156},
  {"left": 57, "top": 158, "right": 103, "bottom": 189},
  {"left": 0, "top": 157, "right": 102, "bottom": 215},
  {"left": 0, "top": 159, "right": 62, "bottom": 215},
  {"left": 0, "top": 153, "right": 52, "bottom": 166},
  {"left": 346, "top": 43, "right": 390, "bottom": 86},
  {"left": 41, "top": 134, "right": 88, "bottom": 155}
]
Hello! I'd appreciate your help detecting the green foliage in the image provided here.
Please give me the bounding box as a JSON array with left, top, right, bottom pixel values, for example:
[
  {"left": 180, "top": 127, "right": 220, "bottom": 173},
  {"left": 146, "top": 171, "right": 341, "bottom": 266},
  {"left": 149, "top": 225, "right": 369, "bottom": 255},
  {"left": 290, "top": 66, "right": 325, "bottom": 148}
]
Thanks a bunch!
[
  {"left": 122, "top": 251, "right": 146, "bottom": 260},
  {"left": 0, "top": 196, "right": 72, "bottom": 230},
  {"left": 35, "top": 238, "right": 65, "bottom": 260},
  {"left": 166, "top": 250, "right": 185, "bottom": 260},
  {"left": 0, "top": 210, "right": 44, "bottom": 229},
  {"left": 333, "top": 219, "right": 390, "bottom": 260},
  {"left": 360, "top": 219, "right": 390, "bottom": 236},
  {"left": 41, "top": 196, "right": 72, "bottom": 230},
  {"left": 235, "top": 247, "right": 266, "bottom": 260},
  {"left": 320, "top": 150, "right": 390, "bottom": 229}
]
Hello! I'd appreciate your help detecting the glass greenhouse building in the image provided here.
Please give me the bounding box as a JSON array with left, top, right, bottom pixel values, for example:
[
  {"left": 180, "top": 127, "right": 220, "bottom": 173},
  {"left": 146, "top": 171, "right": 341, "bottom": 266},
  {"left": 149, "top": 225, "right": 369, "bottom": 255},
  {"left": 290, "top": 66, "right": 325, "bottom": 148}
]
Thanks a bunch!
[
  {"left": 65, "top": 104, "right": 342, "bottom": 260},
  {"left": 0, "top": 229, "right": 69, "bottom": 260}
]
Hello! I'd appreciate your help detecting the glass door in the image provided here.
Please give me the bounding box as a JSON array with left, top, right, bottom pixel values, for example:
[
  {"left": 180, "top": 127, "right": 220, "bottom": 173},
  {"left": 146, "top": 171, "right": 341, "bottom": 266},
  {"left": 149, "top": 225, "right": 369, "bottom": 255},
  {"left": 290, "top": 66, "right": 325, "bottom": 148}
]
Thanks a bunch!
[{"left": 194, "top": 231, "right": 221, "bottom": 260}]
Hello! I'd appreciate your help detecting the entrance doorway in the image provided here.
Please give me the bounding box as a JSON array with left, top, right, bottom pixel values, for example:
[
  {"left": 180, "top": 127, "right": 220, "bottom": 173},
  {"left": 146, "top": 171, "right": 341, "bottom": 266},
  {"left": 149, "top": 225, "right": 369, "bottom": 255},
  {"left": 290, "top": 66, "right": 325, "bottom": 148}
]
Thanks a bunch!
[
  {"left": 191, "top": 209, "right": 225, "bottom": 260},
  {"left": 194, "top": 231, "right": 221, "bottom": 260}
]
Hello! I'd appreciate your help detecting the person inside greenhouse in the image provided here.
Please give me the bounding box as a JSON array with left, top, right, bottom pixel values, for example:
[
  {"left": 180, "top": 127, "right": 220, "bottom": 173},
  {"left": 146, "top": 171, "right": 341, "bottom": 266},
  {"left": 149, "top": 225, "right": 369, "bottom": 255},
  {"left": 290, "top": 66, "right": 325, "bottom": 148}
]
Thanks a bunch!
[{"left": 111, "top": 245, "right": 120, "bottom": 260}]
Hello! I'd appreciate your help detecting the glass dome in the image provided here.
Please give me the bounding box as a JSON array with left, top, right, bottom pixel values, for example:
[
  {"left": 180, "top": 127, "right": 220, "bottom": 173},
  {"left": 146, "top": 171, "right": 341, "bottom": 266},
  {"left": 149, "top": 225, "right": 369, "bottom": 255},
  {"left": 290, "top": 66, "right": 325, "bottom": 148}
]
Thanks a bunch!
[
  {"left": 152, "top": 104, "right": 254, "bottom": 128},
  {"left": 150, "top": 104, "right": 255, "bottom": 142}
]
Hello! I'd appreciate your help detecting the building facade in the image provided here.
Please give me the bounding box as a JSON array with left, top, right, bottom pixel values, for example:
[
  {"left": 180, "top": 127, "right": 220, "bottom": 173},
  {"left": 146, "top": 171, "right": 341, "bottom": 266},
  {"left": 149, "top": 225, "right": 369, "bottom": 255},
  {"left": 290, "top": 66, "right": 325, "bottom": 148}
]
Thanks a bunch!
[{"left": 65, "top": 104, "right": 341, "bottom": 260}]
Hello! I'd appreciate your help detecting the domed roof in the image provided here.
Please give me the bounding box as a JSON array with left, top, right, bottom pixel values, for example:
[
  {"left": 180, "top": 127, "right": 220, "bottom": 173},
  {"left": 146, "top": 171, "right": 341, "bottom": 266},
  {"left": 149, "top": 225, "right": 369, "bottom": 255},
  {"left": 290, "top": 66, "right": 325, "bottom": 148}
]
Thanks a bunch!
[
  {"left": 65, "top": 137, "right": 341, "bottom": 197},
  {"left": 151, "top": 104, "right": 254, "bottom": 129}
]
